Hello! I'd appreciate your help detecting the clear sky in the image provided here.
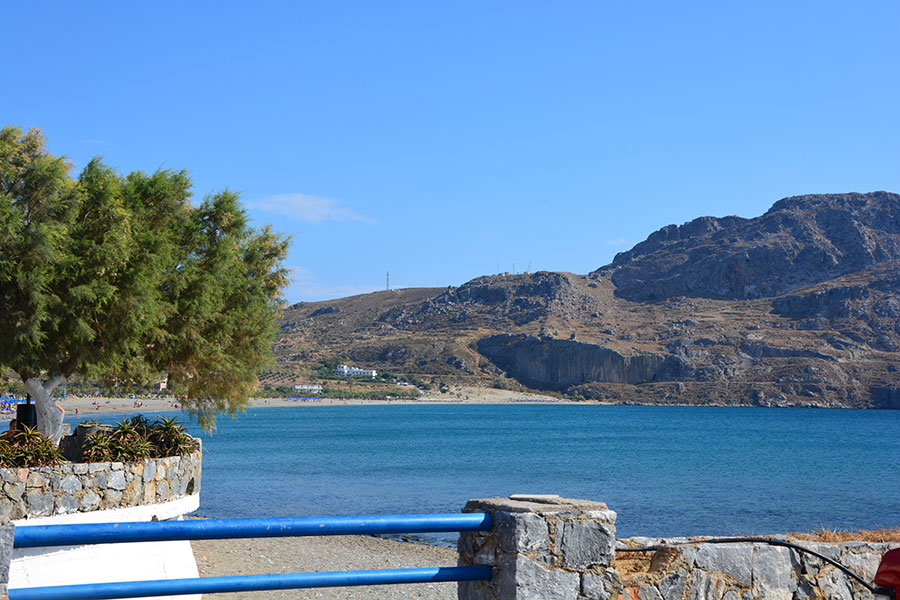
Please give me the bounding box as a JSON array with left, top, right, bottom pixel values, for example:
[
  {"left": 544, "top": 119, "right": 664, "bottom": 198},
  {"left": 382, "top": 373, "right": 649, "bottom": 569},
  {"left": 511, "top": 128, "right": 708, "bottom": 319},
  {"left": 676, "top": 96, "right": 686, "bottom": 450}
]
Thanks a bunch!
[{"left": 3, "top": 2, "right": 898, "bottom": 303}]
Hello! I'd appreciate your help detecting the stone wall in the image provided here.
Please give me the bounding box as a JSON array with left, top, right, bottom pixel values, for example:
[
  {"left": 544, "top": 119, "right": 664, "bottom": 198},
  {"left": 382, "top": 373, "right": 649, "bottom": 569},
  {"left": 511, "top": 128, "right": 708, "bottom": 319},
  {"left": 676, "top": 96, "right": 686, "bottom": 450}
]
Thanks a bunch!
[
  {"left": 458, "top": 495, "right": 620, "bottom": 599},
  {"left": 614, "top": 536, "right": 895, "bottom": 600},
  {"left": 0, "top": 440, "right": 201, "bottom": 521},
  {"left": 458, "top": 495, "right": 899, "bottom": 600}
]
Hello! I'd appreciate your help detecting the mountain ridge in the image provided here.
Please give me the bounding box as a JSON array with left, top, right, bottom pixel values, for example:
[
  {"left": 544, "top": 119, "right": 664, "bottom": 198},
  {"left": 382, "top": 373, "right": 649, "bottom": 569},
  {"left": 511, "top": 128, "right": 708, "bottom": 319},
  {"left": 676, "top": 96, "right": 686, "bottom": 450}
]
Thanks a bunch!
[{"left": 273, "top": 192, "right": 900, "bottom": 409}]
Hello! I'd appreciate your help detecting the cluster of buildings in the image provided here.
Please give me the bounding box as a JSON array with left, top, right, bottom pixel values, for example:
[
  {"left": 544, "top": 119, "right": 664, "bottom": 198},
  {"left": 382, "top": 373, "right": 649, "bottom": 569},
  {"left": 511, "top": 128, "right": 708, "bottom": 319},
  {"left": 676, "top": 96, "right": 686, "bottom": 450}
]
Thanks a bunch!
[
  {"left": 292, "top": 383, "right": 323, "bottom": 393},
  {"left": 289, "top": 364, "right": 377, "bottom": 393}
]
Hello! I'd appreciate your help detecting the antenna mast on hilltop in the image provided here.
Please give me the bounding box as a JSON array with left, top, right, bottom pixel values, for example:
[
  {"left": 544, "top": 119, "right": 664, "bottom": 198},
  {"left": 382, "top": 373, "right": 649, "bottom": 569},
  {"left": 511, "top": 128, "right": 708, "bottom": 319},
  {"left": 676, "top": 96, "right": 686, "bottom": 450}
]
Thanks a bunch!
[{"left": 386, "top": 271, "right": 390, "bottom": 291}]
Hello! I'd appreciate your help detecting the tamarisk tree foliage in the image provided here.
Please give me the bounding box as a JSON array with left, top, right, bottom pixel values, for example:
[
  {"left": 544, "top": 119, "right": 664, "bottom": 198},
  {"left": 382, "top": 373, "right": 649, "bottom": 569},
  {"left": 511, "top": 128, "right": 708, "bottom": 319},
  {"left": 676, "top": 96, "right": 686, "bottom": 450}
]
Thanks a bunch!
[{"left": 0, "top": 126, "right": 289, "bottom": 442}]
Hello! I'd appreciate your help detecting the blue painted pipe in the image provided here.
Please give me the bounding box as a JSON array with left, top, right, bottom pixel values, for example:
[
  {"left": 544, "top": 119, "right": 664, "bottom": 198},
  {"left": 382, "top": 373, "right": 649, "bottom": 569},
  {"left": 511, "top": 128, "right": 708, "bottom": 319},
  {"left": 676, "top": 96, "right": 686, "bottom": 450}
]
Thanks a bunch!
[
  {"left": 13, "top": 513, "right": 493, "bottom": 548},
  {"left": 8, "top": 566, "right": 493, "bottom": 600}
]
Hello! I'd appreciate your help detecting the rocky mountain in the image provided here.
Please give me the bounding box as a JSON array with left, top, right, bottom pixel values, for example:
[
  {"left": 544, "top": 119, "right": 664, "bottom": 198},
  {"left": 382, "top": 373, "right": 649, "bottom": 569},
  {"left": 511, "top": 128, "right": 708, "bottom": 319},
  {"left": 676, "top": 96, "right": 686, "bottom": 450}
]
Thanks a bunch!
[
  {"left": 605, "top": 191, "right": 900, "bottom": 301},
  {"left": 273, "top": 192, "right": 900, "bottom": 409}
]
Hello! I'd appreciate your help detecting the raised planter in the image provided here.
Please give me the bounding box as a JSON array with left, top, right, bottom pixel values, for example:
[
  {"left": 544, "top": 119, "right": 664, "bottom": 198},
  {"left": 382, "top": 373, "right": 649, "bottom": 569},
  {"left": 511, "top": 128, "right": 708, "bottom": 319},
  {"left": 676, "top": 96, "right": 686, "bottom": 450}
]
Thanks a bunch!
[{"left": 4, "top": 439, "right": 202, "bottom": 600}]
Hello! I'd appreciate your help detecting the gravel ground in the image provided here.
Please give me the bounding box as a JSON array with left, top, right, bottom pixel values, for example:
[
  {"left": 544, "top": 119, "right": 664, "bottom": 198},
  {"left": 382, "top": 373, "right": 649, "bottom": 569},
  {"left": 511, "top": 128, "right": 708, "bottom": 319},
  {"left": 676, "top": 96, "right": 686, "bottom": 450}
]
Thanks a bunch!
[{"left": 191, "top": 535, "right": 458, "bottom": 600}]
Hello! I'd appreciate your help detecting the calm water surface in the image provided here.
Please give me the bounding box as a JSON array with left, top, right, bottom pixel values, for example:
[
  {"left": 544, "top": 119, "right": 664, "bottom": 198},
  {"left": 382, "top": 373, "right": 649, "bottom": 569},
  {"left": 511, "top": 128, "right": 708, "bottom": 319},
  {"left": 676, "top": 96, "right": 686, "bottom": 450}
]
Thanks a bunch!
[{"left": 75, "top": 404, "right": 900, "bottom": 538}]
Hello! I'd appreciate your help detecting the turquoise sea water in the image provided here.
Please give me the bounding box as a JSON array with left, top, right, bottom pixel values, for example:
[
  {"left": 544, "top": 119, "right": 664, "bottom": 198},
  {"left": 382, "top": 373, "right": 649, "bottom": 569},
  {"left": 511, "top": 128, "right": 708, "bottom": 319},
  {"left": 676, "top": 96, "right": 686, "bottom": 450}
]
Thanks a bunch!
[{"left": 74, "top": 404, "right": 900, "bottom": 539}]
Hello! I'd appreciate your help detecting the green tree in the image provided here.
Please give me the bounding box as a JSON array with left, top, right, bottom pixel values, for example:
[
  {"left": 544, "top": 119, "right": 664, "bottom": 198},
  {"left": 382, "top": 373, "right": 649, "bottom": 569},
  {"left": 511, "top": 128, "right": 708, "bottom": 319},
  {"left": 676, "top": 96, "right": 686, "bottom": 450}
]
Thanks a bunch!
[{"left": 0, "top": 126, "right": 289, "bottom": 441}]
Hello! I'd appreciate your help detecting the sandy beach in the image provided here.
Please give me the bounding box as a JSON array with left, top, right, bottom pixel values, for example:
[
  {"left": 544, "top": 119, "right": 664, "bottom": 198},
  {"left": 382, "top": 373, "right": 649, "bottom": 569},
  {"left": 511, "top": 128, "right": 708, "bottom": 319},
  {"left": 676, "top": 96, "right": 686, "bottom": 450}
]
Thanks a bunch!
[
  {"left": 0, "top": 386, "right": 574, "bottom": 422},
  {"left": 191, "top": 534, "right": 458, "bottom": 599}
]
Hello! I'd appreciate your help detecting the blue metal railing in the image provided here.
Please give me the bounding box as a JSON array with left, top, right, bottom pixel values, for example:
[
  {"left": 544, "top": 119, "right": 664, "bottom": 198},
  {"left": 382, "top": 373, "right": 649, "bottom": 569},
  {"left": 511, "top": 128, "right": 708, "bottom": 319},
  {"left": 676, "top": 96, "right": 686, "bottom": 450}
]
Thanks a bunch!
[
  {"left": 9, "top": 513, "right": 493, "bottom": 600},
  {"left": 13, "top": 513, "right": 493, "bottom": 547},
  {"left": 10, "top": 567, "right": 492, "bottom": 600}
]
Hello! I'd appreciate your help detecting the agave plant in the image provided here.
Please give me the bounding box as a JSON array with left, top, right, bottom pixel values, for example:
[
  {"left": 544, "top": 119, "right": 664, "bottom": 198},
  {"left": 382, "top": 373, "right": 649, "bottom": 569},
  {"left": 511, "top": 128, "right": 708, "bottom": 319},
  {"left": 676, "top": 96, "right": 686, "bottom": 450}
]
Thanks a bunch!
[
  {"left": 128, "top": 415, "right": 153, "bottom": 437},
  {"left": 0, "top": 427, "right": 65, "bottom": 467},
  {"left": 111, "top": 419, "right": 141, "bottom": 443},
  {"left": 81, "top": 416, "right": 194, "bottom": 463},
  {"left": 82, "top": 431, "right": 116, "bottom": 462},
  {"left": 149, "top": 417, "right": 190, "bottom": 456}
]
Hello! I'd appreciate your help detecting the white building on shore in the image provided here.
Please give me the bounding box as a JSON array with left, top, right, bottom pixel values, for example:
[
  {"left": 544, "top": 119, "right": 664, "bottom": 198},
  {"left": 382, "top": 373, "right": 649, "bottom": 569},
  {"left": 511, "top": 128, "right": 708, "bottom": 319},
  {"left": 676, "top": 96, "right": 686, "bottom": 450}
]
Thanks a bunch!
[
  {"left": 293, "top": 384, "right": 323, "bottom": 393},
  {"left": 334, "top": 364, "right": 377, "bottom": 378}
]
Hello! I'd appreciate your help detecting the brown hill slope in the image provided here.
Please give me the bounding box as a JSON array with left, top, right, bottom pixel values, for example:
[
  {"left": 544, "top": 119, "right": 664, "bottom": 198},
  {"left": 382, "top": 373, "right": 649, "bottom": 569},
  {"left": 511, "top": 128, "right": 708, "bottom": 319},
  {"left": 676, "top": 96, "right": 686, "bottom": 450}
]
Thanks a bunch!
[{"left": 273, "top": 192, "right": 900, "bottom": 408}]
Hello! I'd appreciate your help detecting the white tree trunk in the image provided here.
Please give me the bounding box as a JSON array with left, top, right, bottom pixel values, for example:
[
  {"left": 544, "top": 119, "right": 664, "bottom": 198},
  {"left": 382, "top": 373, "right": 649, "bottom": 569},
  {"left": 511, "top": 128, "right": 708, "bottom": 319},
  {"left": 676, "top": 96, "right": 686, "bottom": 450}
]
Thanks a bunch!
[{"left": 23, "top": 376, "right": 66, "bottom": 445}]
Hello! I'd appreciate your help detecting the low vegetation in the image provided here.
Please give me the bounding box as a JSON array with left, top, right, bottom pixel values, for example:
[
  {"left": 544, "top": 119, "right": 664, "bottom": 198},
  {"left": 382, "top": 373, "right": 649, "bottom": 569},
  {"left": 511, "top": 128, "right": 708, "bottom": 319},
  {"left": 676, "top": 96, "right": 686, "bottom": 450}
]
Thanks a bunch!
[
  {"left": 82, "top": 416, "right": 195, "bottom": 462},
  {"left": 0, "top": 426, "right": 65, "bottom": 467},
  {"left": 786, "top": 527, "right": 900, "bottom": 543}
]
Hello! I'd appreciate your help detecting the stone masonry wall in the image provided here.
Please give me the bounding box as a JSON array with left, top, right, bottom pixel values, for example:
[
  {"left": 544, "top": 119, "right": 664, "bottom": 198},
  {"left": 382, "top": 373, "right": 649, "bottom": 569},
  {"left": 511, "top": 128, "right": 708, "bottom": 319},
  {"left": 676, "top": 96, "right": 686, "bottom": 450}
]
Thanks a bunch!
[
  {"left": 614, "top": 536, "right": 897, "bottom": 600},
  {"left": 0, "top": 440, "right": 201, "bottom": 521},
  {"left": 459, "top": 495, "right": 620, "bottom": 600},
  {"left": 458, "top": 495, "right": 899, "bottom": 600}
]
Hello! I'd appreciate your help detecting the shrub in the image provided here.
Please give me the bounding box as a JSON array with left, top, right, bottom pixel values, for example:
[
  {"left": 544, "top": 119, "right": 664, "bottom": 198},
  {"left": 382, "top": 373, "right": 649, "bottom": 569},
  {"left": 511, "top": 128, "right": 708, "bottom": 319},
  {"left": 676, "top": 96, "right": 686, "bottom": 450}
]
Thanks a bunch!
[
  {"left": 82, "top": 416, "right": 195, "bottom": 463},
  {"left": 0, "top": 426, "right": 65, "bottom": 467}
]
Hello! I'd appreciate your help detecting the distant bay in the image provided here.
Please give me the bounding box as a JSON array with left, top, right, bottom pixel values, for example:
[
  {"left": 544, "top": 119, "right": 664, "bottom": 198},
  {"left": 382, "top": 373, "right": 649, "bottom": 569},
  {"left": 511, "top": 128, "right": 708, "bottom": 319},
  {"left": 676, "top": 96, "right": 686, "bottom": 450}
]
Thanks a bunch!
[{"left": 73, "top": 404, "right": 900, "bottom": 539}]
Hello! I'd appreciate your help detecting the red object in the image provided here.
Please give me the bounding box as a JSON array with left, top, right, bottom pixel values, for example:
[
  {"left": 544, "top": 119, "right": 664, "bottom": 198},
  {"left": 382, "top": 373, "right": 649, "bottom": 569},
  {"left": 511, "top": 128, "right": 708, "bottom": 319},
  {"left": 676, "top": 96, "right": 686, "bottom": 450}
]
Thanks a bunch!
[{"left": 875, "top": 548, "right": 900, "bottom": 593}]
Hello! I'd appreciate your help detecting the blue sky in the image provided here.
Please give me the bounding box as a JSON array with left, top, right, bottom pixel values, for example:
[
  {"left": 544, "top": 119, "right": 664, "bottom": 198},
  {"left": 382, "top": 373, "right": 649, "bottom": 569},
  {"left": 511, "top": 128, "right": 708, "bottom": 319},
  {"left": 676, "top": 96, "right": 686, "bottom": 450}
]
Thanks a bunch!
[{"left": 4, "top": 2, "right": 898, "bottom": 303}]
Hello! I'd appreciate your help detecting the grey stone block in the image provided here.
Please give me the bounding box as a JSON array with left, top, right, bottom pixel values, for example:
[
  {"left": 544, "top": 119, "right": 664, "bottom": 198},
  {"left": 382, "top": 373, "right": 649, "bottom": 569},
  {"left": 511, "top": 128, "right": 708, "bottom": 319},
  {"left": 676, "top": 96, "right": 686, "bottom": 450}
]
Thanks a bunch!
[
  {"left": 497, "top": 511, "right": 550, "bottom": 553},
  {"left": 794, "top": 580, "right": 816, "bottom": 600},
  {"left": 25, "top": 490, "right": 54, "bottom": 516},
  {"left": 688, "top": 570, "right": 727, "bottom": 600},
  {"left": 56, "top": 493, "right": 80, "bottom": 514},
  {"left": 817, "top": 567, "right": 853, "bottom": 600},
  {"left": 107, "top": 470, "right": 126, "bottom": 490},
  {"left": 143, "top": 461, "right": 156, "bottom": 482},
  {"left": 798, "top": 542, "right": 841, "bottom": 576},
  {"left": 558, "top": 520, "right": 615, "bottom": 569},
  {"left": 496, "top": 554, "right": 578, "bottom": 600},
  {"left": 458, "top": 531, "right": 476, "bottom": 557},
  {"left": 841, "top": 549, "right": 881, "bottom": 583},
  {"left": 751, "top": 544, "right": 798, "bottom": 600},
  {"left": 474, "top": 541, "right": 497, "bottom": 565},
  {"left": 59, "top": 474, "right": 82, "bottom": 492},
  {"left": 458, "top": 578, "right": 496, "bottom": 600},
  {"left": 80, "top": 489, "right": 101, "bottom": 511},
  {"left": 465, "top": 496, "right": 612, "bottom": 517},
  {"left": 585, "top": 509, "right": 617, "bottom": 525},
  {"left": 3, "top": 481, "right": 24, "bottom": 502},
  {"left": 581, "top": 573, "right": 613, "bottom": 600},
  {"left": 25, "top": 472, "right": 47, "bottom": 488},
  {"left": 692, "top": 544, "right": 752, "bottom": 586},
  {"left": 158, "top": 480, "right": 170, "bottom": 501},
  {"left": 659, "top": 571, "right": 687, "bottom": 600},
  {"left": 638, "top": 584, "right": 663, "bottom": 600}
]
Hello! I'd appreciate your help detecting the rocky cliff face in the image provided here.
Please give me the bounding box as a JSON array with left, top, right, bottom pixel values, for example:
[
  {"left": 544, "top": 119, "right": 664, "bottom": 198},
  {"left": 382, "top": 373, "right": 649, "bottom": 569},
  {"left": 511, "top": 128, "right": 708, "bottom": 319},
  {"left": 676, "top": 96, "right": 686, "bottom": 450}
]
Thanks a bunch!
[
  {"left": 476, "top": 334, "right": 678, "bottom": 389},
  {"left": 603, "top": 192, "right": 900, "bottom": 301},
  {"left": 275, "top": 192, "right": 900, "bottom": 408},
  {"left": 378, "top": 271, "right": 597, "bottom": 330}
]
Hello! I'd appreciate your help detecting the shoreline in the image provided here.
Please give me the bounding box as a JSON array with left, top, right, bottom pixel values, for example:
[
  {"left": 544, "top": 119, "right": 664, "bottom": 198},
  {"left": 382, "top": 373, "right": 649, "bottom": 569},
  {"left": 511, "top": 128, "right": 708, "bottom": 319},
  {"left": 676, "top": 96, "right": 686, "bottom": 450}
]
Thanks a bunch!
[
  {"left": 0, "top": 385, "right": 884, "bottom": 422},
  {"left": 0, "top": 387, "right": 589, "bottom": 420}
]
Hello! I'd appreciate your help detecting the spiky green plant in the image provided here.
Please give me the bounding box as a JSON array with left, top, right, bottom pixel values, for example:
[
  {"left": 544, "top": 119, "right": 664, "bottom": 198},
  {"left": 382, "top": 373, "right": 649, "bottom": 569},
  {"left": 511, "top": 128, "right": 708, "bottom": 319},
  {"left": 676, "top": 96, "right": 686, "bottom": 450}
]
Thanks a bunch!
[
  {"left": 81, "top": 416, "right": 194, "bottom": 463},
  {"left": 82, "top": 431, "right": 116, "bottom": 462},
  {"left": 0, "top": 426, "right": 65, "bottom": 467}
]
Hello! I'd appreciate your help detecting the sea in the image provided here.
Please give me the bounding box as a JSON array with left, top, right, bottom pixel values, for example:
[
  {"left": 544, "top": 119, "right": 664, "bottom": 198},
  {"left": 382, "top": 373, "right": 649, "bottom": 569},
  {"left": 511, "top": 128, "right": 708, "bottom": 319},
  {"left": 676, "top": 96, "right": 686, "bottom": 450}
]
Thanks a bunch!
[{"left": 68, "top": 404, "right": 900, "bottom": 542}]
